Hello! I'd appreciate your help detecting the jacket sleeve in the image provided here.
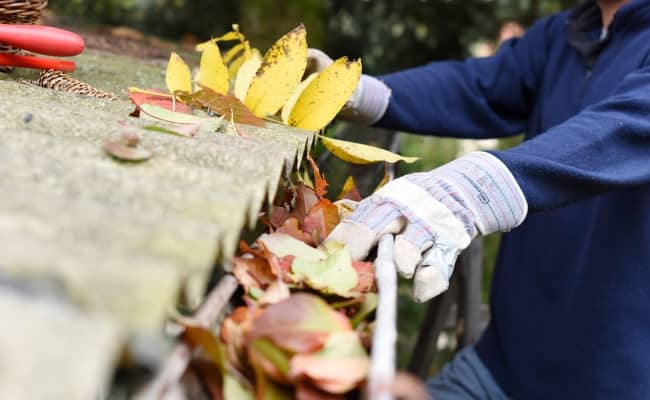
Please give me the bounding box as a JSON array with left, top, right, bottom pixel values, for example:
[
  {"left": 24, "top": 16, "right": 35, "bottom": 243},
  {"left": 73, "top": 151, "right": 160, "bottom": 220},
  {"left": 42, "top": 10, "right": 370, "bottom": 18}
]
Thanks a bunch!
[
  {"left": 376, "top": 18, "right": 550, "bottom": 139},
  {"left": 492, "top": 63, "right": 650, "bottom": 211}
]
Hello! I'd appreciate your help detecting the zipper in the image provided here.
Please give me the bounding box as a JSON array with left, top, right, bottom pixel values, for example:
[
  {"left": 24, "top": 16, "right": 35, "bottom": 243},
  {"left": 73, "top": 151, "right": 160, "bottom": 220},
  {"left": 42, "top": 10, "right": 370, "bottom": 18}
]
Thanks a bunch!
[{"left": 580, "top": 68, "right": 593, "bottom": 98}]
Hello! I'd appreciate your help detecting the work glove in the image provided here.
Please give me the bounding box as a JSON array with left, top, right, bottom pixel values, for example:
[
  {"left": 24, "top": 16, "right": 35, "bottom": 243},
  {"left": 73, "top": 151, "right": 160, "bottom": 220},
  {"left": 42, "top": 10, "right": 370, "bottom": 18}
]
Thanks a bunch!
[
  {"left": 327, "top": 152, "right": 528, "bottom": 302},
  {"left": 307, "top": 48, "right": 391, "bottom": 125}
]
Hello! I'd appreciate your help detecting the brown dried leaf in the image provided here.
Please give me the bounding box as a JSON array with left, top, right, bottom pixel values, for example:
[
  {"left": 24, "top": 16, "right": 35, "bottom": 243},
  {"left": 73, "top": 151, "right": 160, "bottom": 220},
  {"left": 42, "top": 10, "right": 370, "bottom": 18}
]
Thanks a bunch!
[
  {"left": 103, "top": 136, "right": 152, "bottom": 162},
  {"left": 232, "top": 256, "right": 276, "bottom": 293},
  {"left": 183, "top": 87, "right": 265, "bottom": 127},
  {"left": 182, "top": 323, "right": 224, "bottom": 370},
  {"left": 301, "top": 199, "right": 340, "bottom": 246},
  {"left": 221, "top": 306, "right": 263, "bottom": 373},
  {"left": 307, "top": 155, "right": 328, "bottom": 199},
  {"left": 291, "top": 183, "right": 319, "bottom": 223}
]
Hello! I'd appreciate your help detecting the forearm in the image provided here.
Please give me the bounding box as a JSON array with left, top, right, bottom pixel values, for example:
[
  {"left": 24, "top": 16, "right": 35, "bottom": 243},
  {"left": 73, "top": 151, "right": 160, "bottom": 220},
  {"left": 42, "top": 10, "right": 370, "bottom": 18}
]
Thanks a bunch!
[{"left": 493, "top": 65, "right": 650, "bottom": 211}]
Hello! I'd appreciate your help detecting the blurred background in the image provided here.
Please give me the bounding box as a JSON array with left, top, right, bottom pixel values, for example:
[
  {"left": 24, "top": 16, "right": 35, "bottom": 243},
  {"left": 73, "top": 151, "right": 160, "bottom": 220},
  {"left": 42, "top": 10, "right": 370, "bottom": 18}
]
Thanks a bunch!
[{"left": 49, "top": 0, "right": 578, "bottom": 372}]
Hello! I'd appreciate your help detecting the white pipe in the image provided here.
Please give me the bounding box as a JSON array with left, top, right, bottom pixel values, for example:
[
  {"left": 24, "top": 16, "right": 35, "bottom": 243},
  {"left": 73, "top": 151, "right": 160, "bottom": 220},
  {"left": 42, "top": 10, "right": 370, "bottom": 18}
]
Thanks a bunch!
[{"left": 367, "top": 234, "right": 397, "bottom": 400}]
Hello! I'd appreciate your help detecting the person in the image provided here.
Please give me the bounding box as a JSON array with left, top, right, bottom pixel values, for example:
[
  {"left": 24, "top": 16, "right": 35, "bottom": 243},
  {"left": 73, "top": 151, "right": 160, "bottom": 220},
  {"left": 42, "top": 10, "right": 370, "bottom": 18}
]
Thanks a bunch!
[{"left": 310, "top": 0, "right": 650, "bottom": 398}]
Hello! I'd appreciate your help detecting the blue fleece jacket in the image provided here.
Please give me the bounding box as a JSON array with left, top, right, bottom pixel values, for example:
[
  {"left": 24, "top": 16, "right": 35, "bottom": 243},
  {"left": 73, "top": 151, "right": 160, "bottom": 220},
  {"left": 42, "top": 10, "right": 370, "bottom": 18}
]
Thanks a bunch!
[{"left": 377, "top": 0, "right": 650, "bottom": 398}]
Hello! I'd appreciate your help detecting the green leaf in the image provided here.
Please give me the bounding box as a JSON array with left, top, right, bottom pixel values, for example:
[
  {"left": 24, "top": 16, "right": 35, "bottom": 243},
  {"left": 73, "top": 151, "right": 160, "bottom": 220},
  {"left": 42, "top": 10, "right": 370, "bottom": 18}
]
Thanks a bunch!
[
  {"left": 143, "top": 124, "right": 200, "bottom": 138},
  {"left": 351, "top": 293, "right": 378, "bottom": 327},
  {"left": 139, "top": 104, "right": 209, "bottom": 124},
  {"left": 258, "top": 233, "right": 326, "bottom": 262},
  {"left": 224, "top": 373, "right": 255, "bottom": 400},
  {"left": 291, "top": 241, "right": 358, "bottom": 297},
  {"left": 250, "top": 339, "right": 291, "bottom": 377},
  {"left": 139, "top": 104, "right": 224, "bottom": 133}
]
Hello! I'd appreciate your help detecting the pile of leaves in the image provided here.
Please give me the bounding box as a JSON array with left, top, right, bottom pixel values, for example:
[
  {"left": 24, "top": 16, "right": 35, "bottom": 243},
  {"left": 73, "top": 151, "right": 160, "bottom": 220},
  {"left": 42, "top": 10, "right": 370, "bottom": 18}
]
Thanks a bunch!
[
  {"left": 121, "top": 23, "right": 425, "bottom": 399},
  {"left": 125, "top": 23, "right": 418, "bottom": 165},
  {"left": 174, "top": 158, "right": 381, "bottom": 400}
]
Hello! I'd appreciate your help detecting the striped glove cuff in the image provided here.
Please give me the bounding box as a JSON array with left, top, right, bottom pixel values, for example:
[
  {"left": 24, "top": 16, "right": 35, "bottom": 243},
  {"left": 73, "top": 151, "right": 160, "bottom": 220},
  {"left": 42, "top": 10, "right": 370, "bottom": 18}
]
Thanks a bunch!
[
  {"left": 407, "top": 152, "right": 528, "bottom": 236},
  {"left": 339, "top": 75, "right": 391, "bottom": 125}
]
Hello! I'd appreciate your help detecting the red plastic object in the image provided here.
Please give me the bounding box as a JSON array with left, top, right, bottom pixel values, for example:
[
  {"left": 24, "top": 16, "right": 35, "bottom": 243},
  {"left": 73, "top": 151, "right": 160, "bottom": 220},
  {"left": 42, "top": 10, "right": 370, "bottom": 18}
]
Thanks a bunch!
[
  {"left": 0, "top": 53, "right": 75, "bottom": 72},
  {"left": 0, "top": 24, "right": 84, "bottom": 57}
]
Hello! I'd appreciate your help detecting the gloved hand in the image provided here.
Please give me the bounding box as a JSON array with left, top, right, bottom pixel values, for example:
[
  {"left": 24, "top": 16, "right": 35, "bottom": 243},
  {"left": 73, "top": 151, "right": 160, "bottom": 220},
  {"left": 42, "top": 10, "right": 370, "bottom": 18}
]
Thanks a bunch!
[
  {"left": 327, "top": 152, "right": 528, "bottom": 302},
  {"left": 306, "top": 48, "right": 391, "bottom": 125}
]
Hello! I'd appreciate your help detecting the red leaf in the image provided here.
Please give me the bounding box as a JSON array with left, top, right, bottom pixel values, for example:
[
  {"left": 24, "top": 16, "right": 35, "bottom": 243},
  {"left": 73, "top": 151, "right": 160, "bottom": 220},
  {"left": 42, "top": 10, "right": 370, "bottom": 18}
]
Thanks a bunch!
[
  {"left": 307, "top": 155, "right": 328, "bottom": 199},
  {"left": 351, "top": 261, "right": 376, "bottom": 293},
  {"left": 302, "top": 200, "right": 340, "bottom": 246},
  {"left": 296, "top": 382, "right": 344, "bottom": 400},
  {"left": 128, "top": 89, "right": 192, "bottom": 115},
  {"left": 291, "top": 183, "right": 319, "bottom": 223},
  {"left": 270, "top": 205, "right": 291, "bottom": 228},
  {"left": 183, "top": 87, "right": 265, "bottom": 127},
  {"left": 256, "top": 240, "right": 296, "bottom": 281},
  {"left": 221, "top": 306, "right": 263, "bottom": 372},
  {"left": 276, "top": 217, "right": 311, "bottom": 244},
  {"left": 290, "top": 356, "right": 369, "bottom": 394},
  {"left": 248, "top": 293, "right": 351, "bottom": 354}
]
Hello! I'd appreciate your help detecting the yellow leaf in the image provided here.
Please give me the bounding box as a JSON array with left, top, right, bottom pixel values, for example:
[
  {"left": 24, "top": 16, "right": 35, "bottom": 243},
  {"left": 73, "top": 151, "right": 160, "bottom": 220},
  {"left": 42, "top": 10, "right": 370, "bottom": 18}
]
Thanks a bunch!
[
  {"left": 166, "top": 52, "right": 192, "bottom": 95},
  {"left": 320, "top": 136, "right": 420, "bottom": 165},
  {"left": 245, "top": 24, "right": 308, "bottom": 117},
  {"left": 288, "top": 57, "right": 362, "bottom": 131},
  {"left": 195, "top": 26, "right": 246, "bottom": 52},
  {"left": 234, "top": 52, "right": 262, "bottom": 101},
  {"left": 223, "top": 42, "right": 246, "bottom": 65},
  {"left": 228, "top": 43, "right": 255, "bottom": 79},
  {"left": 336, "top": 176, "right": 358, "bottom": 200},
  {"left": 281, "top": 73, "right": 317, "bottom": 124},
  {"left": 128, "top": 87, "right": 172, "bottom": 98},
  {"left": 199, "top": 41, "right": 229, "bottom": 94}
]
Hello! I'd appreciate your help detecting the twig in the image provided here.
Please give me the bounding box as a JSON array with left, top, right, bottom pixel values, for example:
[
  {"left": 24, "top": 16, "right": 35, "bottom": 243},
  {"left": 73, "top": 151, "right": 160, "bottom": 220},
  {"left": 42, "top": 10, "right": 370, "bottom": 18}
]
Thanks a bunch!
[
  {"left": 134, "top": 274, "right": 239, "bottom": 400},
  {"left": 367, "top": 234, "right": 397, "bottom": 400}
]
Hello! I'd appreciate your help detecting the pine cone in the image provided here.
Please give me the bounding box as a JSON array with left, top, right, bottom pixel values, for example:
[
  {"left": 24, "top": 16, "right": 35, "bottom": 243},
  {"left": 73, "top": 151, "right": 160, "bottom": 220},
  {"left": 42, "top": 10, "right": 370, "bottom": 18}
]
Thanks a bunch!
[{"left": 37, "top": 70, "right": 118, "bottom": 100}]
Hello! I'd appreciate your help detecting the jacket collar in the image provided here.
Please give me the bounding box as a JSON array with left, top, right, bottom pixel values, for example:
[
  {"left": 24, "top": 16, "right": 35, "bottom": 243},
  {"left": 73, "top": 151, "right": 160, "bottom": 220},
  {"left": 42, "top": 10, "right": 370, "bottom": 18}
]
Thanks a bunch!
[
  {"left": 567, "top": 1, "right": 609, "bottom": 70},
  {"left": 567, "top": 0, "right": 650, "bottom": 70}
]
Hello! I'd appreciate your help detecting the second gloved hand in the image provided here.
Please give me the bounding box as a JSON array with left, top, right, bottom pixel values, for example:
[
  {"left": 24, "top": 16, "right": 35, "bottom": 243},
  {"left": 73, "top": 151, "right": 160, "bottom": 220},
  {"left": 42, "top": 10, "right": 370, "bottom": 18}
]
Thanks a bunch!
[{"left": 327, "top": 152, "right": 528, "bottom": 302}]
